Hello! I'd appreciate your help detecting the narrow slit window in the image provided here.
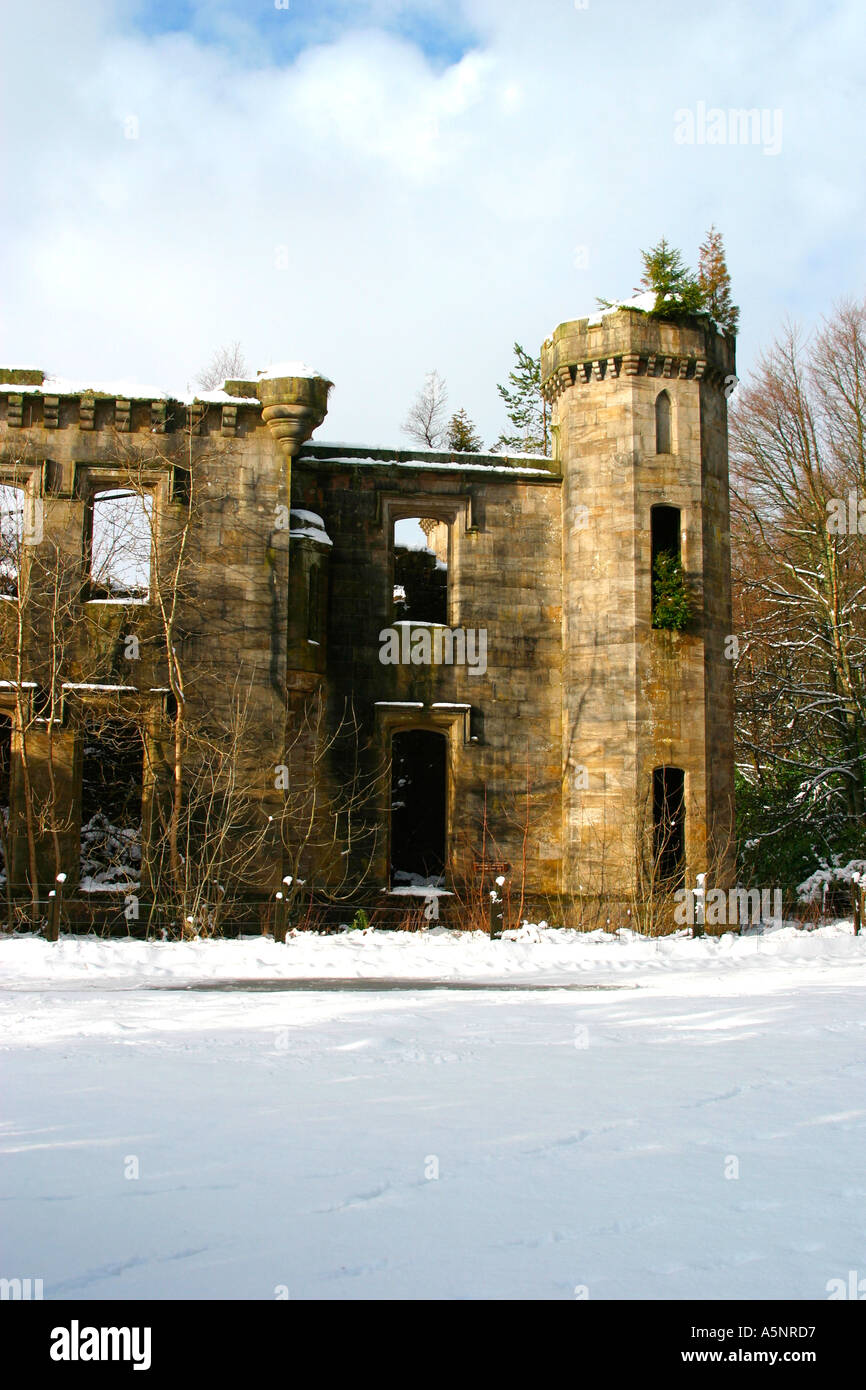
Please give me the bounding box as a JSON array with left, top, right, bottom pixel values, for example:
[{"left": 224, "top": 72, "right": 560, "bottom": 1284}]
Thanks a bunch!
[
  {"left": 90, "top": 489, "right": 153, "bottom": 602},
  {"left": 655, "top": 390, "right": 672, "bottom": 454}
]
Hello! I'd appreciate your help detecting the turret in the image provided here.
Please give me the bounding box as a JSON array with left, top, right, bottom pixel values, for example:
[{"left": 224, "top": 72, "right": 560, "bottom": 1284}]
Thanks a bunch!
[{"left": 542, "top": 307, "right": 735, "bottom": 900}]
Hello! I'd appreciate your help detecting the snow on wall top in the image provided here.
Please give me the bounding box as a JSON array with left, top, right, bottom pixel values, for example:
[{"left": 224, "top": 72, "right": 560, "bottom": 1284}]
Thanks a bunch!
[
  {"left": 315, "top": 439, "right": 551, "bottom": 462},
  {"left": 256, "top": 362, "right": 327, "bottom": 382},
  {"left": 584, "top": 290, "right": 656, "bottom": 327},
  {"left": 289, "top": 509, "right": 332, "bottom": 546},
  {"left": 0, "top": 375, "right": 177, "bottom": 399},
  {"left": 0, "top": 376, "right": 261, "bottom": 406},
  {"left": 301, "top": 453, "right": 554, "bottom": 477},
  {"left": 578, "top": 290, "right": 718, "bottom": 332},
  {"left": 195, "top": 388, "right": 260, "bottom": 406}
]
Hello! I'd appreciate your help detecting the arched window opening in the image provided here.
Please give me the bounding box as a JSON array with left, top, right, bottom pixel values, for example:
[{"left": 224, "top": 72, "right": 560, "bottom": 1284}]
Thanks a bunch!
[
  {"left": 653, "top": 766, "right": 685, "bottom": 887},
  {"left": 392, "top": 517, "right": 448, "bottom": 625},
  {"left": 89, "top": 489, "right": 153, "bottom": 601},
  {"left": 390, "top": 728, "right": 447, "bottom": 888},
  {"left": 655, "top": 390, "right": 672, "bottom": 454}
]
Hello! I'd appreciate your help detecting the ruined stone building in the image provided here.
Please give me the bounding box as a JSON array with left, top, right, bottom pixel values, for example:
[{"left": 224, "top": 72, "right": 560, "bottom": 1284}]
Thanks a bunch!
[{"left": 0, "top": 307, "right": 736, "bottom": 929}]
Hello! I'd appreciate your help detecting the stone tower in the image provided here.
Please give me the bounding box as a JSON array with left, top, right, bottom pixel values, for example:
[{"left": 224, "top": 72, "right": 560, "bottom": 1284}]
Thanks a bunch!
[{"left": 542, "top": 307, "right": 736, "bottom": 900}]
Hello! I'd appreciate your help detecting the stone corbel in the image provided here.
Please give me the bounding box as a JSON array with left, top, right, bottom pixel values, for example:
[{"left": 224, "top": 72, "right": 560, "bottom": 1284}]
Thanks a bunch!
[{"left": 259, "top": 374, "right": 332, "bottom": 460}]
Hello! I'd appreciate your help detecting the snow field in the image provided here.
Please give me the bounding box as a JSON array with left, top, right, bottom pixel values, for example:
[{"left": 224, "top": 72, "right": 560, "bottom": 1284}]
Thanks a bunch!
[{"left": 1, "top": 923, "right": 864, "bottom": 1300}]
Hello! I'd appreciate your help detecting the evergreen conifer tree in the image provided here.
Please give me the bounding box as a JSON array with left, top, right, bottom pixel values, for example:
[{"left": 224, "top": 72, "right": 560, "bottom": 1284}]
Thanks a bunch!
[
  {"left": 447, "top": 408, "right": 483, "bottom": 453},
  {"left": 493, "top": 343, "right": 549, "bottom": 455},
  {"left": 698, "top": 225, "right": 740, "bottom": 336},
  {"left": 638, "top": 238, "right": 705, "bottom": 319},
  {"left": 652, "top": 551, "right": 691, "bottom": 631}
]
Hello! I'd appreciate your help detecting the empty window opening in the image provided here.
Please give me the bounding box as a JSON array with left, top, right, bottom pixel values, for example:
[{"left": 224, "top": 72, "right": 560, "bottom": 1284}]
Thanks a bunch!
[
  {"left": 90, "top": 489, "right": 153, "bottom": 601},
  {"left": 80, "top": 718, "right": 144, "bottom": 891},
  {"left": 0, "top": 484, "right": 25, "bottom": 599},
  {"left": 0, "top": 714, "right": 10, "bottom": 887},
  {"left": 393, "top": 517, "right": 447, "bottom": 624},
  {"left": 655, "top": 390, "right": 672, "bottom": 454},
  {"left": 653, "top": 766, "right": 685, "bottom": 887},
  {"left": 390, "top": 729, "right": 447, "bottom": 887},
  {"left": 651, "top": 504, "right": 683, "bottom": 627}
]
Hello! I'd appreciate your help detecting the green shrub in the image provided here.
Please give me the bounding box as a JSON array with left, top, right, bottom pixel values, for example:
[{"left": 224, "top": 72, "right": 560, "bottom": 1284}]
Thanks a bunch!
[{"left": 652, "top": 551, "right": 691, "bottom": 631}]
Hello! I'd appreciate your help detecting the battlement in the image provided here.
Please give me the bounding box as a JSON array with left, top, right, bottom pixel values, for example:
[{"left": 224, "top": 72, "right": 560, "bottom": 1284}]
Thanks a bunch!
[
  {"left": 0, "top": 366, "right": 332, "bottom": 454},
  {"left": 541, "top": 307, "right": 736, "bottom": 401}
]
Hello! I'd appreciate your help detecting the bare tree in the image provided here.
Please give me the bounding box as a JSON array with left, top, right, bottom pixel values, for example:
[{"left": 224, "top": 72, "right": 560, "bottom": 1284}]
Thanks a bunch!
[
  {"left": 271, "top": 690, "right": 390, "bottom": 937},
  {"left": 730, "top": 298, "right": 866, "bottom": 870},
  {"left": 402, "top": 370, "right": 448, "bottom": 448},
  {"left": 1, "top": 403, "right": 391, "bottom": 938},
  {"left": 0, "top": 441, "right": 111, "bottom": 928},
  {"left": 196, "top": 341, "right": 249, "bottom": 392},
  {"left": 106, "top": 427, "right": 387, "bottom": 937}
]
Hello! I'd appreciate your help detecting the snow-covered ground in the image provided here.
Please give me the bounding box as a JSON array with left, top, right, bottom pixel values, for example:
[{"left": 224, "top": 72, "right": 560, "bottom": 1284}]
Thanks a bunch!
[{"left": 2, "top": 923, "right": 865, "bottom": 1300}]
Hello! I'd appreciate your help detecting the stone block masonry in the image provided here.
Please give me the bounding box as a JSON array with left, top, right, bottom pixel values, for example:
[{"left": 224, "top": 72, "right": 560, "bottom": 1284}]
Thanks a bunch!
[{"left": 0, "top": 308, "right": 735, "bottom": 929}]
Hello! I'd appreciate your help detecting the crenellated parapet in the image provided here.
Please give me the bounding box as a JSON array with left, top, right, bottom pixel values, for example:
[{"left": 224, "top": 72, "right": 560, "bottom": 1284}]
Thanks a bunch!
[
  {"left": 0, "top": 362, "right": 333, "bottom": 453},
  {"left": 0, "top": 377, "right": 260, "bottom": 438},
  {"left": 540, "top": 308, "right": 735, "bottom": 402}
]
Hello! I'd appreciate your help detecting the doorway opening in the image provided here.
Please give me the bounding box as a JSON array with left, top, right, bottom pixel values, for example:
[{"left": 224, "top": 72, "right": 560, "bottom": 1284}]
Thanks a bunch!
[
  {"left": 652, "top": 765, "right": 685, "bottom": 887},
  {"left": 390, "top": 729, "right": 447, "bottom": 887},
  {"left": 0, "top": 714, "right": 10, "bottom": 886},
  {"left": 80, "top": 717, "right": 144, "bottom": 890}
]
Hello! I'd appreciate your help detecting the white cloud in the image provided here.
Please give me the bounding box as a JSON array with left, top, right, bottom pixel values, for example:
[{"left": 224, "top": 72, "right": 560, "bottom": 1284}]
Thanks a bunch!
[{"left": 1, "top": 0, "right": 864, "bottom": 446}]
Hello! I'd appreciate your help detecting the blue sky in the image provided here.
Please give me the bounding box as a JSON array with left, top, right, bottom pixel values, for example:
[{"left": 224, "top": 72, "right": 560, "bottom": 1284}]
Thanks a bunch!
[
  {"left": 126, "top": 0, "right": 480, "bottom": 67},
  {"left": 1, "top": 0, "right": 864, "bottom": 445}
]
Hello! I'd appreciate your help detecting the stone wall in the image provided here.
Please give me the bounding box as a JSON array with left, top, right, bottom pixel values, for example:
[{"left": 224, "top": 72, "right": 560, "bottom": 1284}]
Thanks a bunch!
[{"left": 0, "top": 308, "right": 736, "bottom": 926}]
